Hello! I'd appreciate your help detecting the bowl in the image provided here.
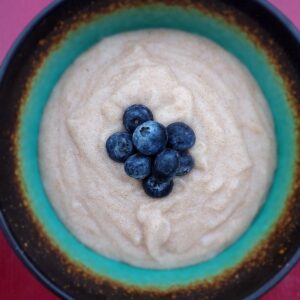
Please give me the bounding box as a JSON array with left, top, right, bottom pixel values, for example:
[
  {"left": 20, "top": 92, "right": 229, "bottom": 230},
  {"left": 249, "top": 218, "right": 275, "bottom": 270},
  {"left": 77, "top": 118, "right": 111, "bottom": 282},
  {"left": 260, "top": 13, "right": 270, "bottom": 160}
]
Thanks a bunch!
[{"left": 0, "top": 0, "right": 300, "bottom": 299}]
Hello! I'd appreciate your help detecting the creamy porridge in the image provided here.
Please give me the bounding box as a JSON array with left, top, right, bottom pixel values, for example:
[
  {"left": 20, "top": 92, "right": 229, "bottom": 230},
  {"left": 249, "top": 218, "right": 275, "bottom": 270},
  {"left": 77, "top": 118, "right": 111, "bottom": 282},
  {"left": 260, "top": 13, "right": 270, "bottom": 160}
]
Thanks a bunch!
[{"left": 39, "top": 30, "right": 276, "bottom": 269}]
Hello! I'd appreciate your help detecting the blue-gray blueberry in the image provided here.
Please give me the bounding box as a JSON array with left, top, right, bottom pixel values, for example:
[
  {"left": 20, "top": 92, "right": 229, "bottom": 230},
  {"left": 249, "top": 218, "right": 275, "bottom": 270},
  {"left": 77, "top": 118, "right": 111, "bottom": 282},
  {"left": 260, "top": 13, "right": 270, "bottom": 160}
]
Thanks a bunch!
[
  {"left": 143, "top": 176, "right": 174, "bottom": 198},
  {"left": 106, "top": 132, "right": 134, "bottom": 163},
  {"left": 176, "top": 151, "right": 194, "bottom": 176},
  {"left": 124, "top": 154, "right": 151, "bottom": 180},
  {"left": 132, "top": 121, "right": 167, "bottom": 155},
  {"left": 123, "top": 104, "right": 153, "bottom": 133},
  {"left": 153, "top": 148, "right": 179, "bottom": 179},
  {"left": 167, "top": 122, "right": 196, "bottom": 151}
]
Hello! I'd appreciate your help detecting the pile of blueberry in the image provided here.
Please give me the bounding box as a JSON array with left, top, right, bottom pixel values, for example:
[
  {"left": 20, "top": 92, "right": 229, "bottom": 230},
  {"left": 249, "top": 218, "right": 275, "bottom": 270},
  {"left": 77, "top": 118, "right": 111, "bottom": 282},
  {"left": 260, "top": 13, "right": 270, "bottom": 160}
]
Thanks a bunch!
[{"left": 106, "top": 104, "right": 196, "bottom": 198}]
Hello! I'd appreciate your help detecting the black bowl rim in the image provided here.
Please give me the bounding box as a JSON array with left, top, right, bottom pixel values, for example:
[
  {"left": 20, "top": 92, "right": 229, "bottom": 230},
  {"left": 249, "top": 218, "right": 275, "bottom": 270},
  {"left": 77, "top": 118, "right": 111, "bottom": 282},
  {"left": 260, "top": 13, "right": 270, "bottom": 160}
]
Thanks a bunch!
[{"left": 0, "top": 0, "right": 299, "bottom": 299}]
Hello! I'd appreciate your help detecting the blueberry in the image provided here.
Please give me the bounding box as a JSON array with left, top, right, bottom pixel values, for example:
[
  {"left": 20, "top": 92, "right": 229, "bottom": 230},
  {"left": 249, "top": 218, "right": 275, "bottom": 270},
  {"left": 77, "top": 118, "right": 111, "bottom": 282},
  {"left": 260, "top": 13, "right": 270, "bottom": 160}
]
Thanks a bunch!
[
  {"left": 133, "top": 121, "right": 167, "bottom": 155},
  {"left": 153, "top": 149, "right": 179, "bottom": 179},
  {"left": 106, "top": 132, "right": 134, "bottom": 163},
  {"left": 124, "top": 154, "right": 151, "bottom": 180},
  {"left": 176, "top": 151, "right": 194, "bottom": 176},
  {"left": 143, "top": 176, "right": 174, "bottom": 198},
  {"left": 167, "top": 122, "right": 196, "bottom": 151},
  {"left": 123, "top": 104, "right": 153, "bottom": 133}
]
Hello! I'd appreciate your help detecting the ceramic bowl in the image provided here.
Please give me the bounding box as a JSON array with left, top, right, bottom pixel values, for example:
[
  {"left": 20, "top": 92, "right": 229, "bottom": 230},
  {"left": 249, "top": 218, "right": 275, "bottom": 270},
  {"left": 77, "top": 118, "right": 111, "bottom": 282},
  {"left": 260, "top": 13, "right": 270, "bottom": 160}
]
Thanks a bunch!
[{"left": 0, "top": 0, "right": 300, "bottom": 299}]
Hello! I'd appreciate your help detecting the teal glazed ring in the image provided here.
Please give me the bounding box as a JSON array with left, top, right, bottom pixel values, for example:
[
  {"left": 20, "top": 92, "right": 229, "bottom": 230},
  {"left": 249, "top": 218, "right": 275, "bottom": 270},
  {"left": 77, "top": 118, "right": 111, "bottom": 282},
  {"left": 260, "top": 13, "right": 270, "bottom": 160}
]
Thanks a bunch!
[{"left": 0, "top": 0, "right": 300, "bottom": 299}]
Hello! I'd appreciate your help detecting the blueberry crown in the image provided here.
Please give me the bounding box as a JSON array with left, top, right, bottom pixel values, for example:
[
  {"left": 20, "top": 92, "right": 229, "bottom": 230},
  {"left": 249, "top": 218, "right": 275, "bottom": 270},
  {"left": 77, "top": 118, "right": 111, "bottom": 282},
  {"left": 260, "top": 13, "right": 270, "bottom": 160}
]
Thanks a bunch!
[{"left": 106, "top": 104, "right": 196, "bottom": 198}]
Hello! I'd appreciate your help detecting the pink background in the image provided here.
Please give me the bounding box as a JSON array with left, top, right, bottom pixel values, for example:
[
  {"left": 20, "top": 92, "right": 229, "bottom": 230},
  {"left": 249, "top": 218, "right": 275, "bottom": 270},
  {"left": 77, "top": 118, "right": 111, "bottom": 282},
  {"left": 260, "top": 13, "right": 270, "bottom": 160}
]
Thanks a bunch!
[{"left": 0, "top": 0, "right": 299, "bottom": 299}]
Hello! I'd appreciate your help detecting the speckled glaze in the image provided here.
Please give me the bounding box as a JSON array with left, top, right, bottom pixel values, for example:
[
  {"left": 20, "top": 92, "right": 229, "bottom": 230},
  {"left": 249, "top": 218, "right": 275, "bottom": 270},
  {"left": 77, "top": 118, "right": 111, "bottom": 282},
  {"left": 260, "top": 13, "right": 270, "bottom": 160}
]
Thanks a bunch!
[{"left": 0, "top": 0, "right": 299, "bottom": 300}]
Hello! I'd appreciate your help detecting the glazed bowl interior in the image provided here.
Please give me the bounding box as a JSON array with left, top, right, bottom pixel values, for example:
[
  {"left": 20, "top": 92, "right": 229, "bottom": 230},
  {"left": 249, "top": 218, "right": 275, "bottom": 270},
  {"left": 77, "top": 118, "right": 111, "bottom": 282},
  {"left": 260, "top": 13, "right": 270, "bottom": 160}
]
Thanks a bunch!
[{"left": 1, "top": 0, "right": 300, "bottom": 299}]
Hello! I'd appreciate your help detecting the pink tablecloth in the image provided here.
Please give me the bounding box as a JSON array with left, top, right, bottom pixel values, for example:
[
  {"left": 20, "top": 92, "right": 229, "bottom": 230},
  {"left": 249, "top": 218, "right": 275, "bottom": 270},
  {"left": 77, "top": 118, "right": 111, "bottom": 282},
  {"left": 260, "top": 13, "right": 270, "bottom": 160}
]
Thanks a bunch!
[{"left": 0, "top": 1, "right": 299, "bottom": 299}]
